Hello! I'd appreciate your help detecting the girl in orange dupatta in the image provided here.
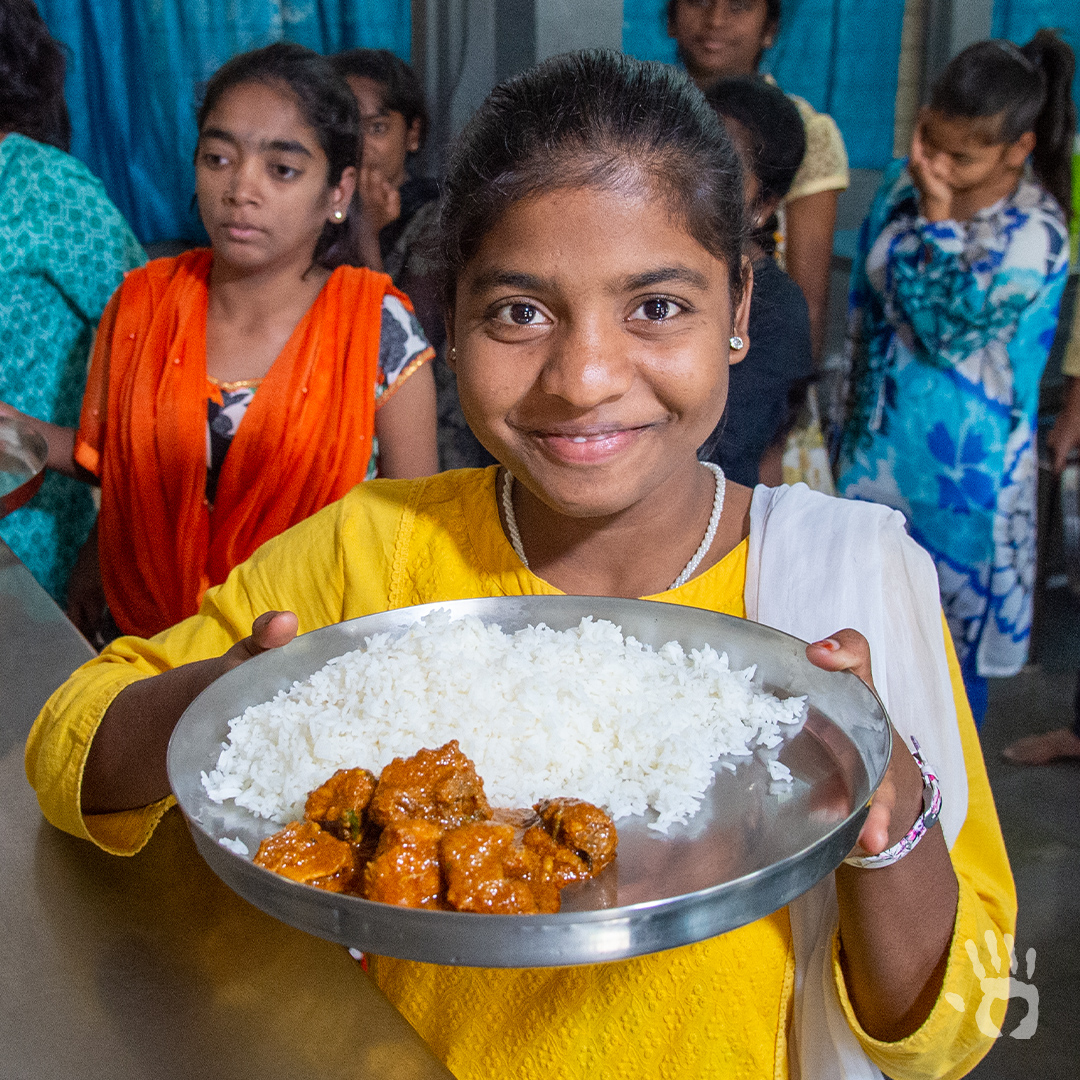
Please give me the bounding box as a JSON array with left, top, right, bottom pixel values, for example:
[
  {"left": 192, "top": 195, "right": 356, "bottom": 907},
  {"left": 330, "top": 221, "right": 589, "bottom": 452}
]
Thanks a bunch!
[{"left": 4, "top": 43, "right": 438, "bottom": 639}]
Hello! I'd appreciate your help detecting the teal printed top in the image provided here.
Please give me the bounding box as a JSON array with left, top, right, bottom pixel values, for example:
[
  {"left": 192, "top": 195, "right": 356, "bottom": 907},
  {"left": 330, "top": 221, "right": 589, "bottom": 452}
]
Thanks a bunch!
[
  {"left": 0, "top": 134, "right": 145, "bottom": 601},
  {"left": 838, "top": 159, "right": 1070, "bottom": 679}
]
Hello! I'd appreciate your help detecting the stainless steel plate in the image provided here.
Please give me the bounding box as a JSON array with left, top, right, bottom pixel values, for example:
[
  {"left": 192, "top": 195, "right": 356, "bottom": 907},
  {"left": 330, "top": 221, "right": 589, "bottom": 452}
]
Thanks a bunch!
[
  {"left": 0, "top": 418, "right": 47, "bottom": 519},
  {"left": 168, "top": 596, "right": 891, "bottom": 968}
]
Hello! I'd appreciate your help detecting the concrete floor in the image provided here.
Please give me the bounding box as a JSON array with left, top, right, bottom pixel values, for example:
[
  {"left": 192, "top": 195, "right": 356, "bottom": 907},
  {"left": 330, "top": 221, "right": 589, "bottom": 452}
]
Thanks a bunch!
[{"left": 966, "top": 585, "right": 1080, "bottom": 1077}]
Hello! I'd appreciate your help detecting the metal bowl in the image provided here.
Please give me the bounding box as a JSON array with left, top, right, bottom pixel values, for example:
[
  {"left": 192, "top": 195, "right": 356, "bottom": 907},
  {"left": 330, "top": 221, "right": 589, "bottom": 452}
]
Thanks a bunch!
[
  {"left": 0, "top": 418, "right": 48, "bottom": 519},
  {"left": 168, "top": 596, "right": 891, "bottom": 968}
]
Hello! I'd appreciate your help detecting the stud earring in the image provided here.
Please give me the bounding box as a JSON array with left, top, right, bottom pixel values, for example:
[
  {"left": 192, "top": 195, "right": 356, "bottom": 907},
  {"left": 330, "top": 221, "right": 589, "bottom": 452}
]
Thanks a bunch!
[
  {"left": 333, "top": 210, "right": 344, "bottom": 221},
  {"left": 729, "top": 335, "right": 745, "bottom": 350},
  {"left": 449, "top": 346, "right": 457, "bottom": 362}
]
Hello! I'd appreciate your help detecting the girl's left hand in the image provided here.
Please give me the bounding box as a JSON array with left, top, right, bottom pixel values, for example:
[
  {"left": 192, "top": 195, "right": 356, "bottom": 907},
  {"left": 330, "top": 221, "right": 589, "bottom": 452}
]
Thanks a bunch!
[
  {"left": 806, "top": 629, "right": 926, "bottom": 856},
  {"left": 908, "top": 122, "right": 953, "bottom": 223},
  {"left": 358, "top": 162, "right": 401, "bottom": 234}
]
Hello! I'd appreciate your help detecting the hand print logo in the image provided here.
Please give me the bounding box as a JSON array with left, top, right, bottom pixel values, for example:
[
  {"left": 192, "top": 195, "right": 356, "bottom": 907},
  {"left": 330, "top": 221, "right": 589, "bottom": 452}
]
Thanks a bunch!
[{"left": 945, "top": 931, "right": 1038, "bottom": 1039}]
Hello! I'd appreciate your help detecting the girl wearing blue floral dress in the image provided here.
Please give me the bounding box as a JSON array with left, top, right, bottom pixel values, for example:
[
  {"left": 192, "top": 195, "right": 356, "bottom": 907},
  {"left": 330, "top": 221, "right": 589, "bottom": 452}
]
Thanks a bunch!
[{"left": 837, "top": 31, "right": 1075, "bottom": 725}]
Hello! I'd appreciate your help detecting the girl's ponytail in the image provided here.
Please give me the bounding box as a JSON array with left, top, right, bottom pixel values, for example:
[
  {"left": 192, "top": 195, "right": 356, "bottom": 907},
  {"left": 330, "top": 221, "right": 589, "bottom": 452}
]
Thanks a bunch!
[{"left": 1020, "top": 29, "right": 1076, "bottom": 224}]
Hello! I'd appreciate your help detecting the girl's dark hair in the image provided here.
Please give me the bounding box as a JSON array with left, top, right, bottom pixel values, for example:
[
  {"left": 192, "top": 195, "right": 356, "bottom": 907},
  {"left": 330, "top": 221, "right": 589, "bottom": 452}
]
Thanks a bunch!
[
  {"left": 440, "top": 50, "right": 746, "bottom": 309},
  {"left": 667, "top": 0, "right": 782, "bottom": 71},
  {"left": 705, "top": 75, "right": 805, "bottom": 204},
  {"left": 197, "top": 42, "right": 361, "bottom": 269},
  {"left": 0, "top": 0, "right": 71, "bottom": 151},
  {"left": 330, "top": 48, "right": 429, "bottom": 149},
  {"left": 930, "top": 30, "right": 1077, "bottom": 222}
]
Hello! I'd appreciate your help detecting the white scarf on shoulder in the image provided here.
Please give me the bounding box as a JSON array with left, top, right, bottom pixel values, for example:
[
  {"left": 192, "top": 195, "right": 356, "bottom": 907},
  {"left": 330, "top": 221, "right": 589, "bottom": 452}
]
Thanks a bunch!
[{"left": 745, "top": 484, "right": 969, "bottom": 1080}]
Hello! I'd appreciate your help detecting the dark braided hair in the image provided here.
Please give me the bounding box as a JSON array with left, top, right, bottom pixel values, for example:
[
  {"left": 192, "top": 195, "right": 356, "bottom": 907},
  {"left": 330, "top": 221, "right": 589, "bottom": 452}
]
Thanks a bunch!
[
  {"left": 931, "top": 30, "right": 1076, "bottom": 222},
  {"left": 440, "top": 50, "right": 747, "bottom": 308},
  {"left": 0, "top": 0, "right": 71, "bottom": 151},
  {"left": 197, "top": 42, "right": 361, "bottom": 269}
]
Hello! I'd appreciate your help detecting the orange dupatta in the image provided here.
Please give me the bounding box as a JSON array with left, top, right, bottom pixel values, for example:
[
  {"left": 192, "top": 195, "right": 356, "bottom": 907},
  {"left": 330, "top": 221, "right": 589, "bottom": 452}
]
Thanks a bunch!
[{"left": 77, "top": 249, "right": 403, "bottom": 639}]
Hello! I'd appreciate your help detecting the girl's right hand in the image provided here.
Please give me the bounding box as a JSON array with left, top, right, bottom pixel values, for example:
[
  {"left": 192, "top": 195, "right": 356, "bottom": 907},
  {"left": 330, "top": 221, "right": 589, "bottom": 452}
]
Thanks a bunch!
[
  {"left": 908, "top": 123, "right": 953, "bottom": 223},
  {"left": 81, "top": 610, "right": 299, "bottom": 814}
]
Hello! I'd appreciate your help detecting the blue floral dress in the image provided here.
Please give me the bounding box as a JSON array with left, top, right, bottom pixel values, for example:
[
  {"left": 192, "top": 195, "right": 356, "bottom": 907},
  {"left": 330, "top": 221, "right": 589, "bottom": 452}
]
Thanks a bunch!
[{"left": 837, "top": 159, "right": 1070, "bottom": 681}]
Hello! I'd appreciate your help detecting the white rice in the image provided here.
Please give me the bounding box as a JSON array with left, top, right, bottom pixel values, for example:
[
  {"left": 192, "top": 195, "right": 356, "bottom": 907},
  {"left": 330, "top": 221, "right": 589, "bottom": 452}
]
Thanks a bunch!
[{"left": 202, "top": 611, "right": 805, "bottom": 833}]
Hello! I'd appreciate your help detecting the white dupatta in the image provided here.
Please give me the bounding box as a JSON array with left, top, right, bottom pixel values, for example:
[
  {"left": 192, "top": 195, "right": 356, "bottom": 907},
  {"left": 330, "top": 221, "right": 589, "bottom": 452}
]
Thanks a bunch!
[{"left": 744, "top": 484, "right": 969, "bottom": 1080}]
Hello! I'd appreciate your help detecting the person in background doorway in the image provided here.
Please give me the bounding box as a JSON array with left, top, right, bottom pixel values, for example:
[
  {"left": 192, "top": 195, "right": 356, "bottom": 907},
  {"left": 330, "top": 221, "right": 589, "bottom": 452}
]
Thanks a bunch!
[
  {"left": 838, "top": 32, "right": 1075, "bottom": 727},
  {"left": 0, "top": 0, "right": 144, "bottom": 604},
  {"left": 667, "top": 0, "right": 848, "bottom": 360},
  {"left": 2, "top": 42, "right": 438, "bottom": 641},
  {"left": 332, "top": 48, "right": 494, "bottom": 471},
  {"left": 698, "top": 75, "right": 812, "bottom": 486}
]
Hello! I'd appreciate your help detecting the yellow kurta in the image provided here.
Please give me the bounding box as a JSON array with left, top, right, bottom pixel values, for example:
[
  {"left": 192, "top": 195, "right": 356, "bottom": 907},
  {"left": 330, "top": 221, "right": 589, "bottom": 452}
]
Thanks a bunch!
[{"left": 27, "top": 467, "right": 1015, "bottom": 1080}]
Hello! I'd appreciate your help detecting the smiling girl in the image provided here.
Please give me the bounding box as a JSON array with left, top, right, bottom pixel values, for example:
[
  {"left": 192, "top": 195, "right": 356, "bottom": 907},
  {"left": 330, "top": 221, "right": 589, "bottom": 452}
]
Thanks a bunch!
[
  {"left": 29, "top": 52, "right": 1012, "bottom": 1079},
  {"left": 838, "top": 32, "right": 1075, "bottom": 725},
  {"left": 1, "top": 43, "right": 438, "bottom": 640}
]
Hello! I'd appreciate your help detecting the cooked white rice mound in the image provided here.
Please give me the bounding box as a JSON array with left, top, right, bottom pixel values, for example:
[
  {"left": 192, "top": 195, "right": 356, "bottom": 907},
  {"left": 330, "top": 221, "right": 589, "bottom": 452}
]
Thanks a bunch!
[{"left": 202, "top": 612, "right": 805, "bottom": 832}]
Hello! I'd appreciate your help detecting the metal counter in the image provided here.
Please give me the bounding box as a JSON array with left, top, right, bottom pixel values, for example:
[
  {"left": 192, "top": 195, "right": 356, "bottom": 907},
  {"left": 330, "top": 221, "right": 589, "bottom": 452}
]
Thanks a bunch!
[{"left": 0, "top": 540, "right": 453, "bottom": 1080}]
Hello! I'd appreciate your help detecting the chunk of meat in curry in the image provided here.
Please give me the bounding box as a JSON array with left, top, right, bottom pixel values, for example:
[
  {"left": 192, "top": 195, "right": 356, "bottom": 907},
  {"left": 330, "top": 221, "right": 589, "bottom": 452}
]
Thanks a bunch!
[
  {"left": 536, "top": 797, "right": 618, "bottom": 873},
  {"left": 440, "top": 821, "right": 559, "bottom": 914},
  {"left": 362, "top": 820, "right": 445, "bottom": 908},
  {"left": 304, "top": 767, "right": 377, "bottom": 841},
  {"left": 367, "top": 740, "right": 492, "bottom": 829},
  {"left": 253, "top": 821, "right": 359, "bottom": 893}
]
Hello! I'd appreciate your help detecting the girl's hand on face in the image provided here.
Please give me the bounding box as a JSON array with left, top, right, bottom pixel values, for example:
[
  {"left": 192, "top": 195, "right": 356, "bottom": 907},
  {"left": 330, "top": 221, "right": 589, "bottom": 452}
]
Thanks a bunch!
[
  {"left": 909, "top": 125, "right": 953, "bottom": 223},
  {"left": 358, "top": 162, "right": 402, "bottom": 234},
  {"left": 806, "top": 629, "right": 926, "bottom": 857}
]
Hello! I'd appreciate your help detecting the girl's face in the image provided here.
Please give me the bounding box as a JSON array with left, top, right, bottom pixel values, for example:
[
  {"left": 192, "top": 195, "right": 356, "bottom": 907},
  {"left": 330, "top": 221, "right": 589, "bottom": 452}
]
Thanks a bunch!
[
  {"left": 916, "top": 108, "right": 1033, "bottom": 198},
  {"left": 346, "top": 75, "right": 421, "bottom": 189},
  {"left": 668, "top": 0, "right": 775, "bottom": 85},
  {"left": 196, "top": 81, "right": 354, "bottom": 273},
  {"left": 451, "top": 184, "right": 751, "bottom": 520}
]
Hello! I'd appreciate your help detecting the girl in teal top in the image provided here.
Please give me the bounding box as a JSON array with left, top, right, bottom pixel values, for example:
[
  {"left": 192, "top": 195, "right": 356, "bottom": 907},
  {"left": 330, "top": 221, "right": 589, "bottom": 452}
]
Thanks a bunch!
[{"left": 0, "top": 1, "right": 144, "bottom": 603}]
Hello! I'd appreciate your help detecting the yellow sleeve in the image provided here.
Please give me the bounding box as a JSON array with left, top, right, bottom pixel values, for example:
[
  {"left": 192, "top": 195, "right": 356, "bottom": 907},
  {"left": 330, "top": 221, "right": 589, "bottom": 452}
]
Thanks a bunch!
[
  {"left": 831, "top": 617, "right": 1017, "bottom": 1079},
  {"left": 786, "top": 99, "right": 850, "bottom": 202},
  {"left": 1061, "top": 297, "right": 1080, "bottom": 379},
  {"left": 24, "top": 488, "right": 400, "bottom": 855}
]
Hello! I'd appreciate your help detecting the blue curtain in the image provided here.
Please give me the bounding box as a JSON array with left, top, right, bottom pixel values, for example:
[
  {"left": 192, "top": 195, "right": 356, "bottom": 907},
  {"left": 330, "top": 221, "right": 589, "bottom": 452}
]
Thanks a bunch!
[
  {"left": 993, "top": 1, "right": 1080, "bottom": 116},
  {"left": 36, "top": 1, "right": 411, "bottom": 245},
  {"left": 622, "top": 0, "right": 907, "bottom": 171}
]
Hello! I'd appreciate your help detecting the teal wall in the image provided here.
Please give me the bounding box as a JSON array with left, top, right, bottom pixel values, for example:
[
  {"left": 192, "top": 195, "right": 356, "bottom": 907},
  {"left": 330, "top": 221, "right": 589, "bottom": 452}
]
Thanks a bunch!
[{"left": 37, "top": 1, "right": 412, "bottom": 244}]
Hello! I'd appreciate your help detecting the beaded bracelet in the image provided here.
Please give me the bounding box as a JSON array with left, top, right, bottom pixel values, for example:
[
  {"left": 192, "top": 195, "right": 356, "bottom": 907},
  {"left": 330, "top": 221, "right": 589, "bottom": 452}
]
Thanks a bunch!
[{"left": 843, "top": 737, "right": 942, "bottom": 870}]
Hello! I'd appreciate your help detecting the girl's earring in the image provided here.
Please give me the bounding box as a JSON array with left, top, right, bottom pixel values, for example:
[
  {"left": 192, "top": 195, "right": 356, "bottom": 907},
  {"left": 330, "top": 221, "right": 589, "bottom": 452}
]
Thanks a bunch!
[
  {"left": 449, "top": 346, "right": 457, "bottom": 362},
  {"left": 333, "top": 209, "right": 344, "bottom": 221},
  {"left": 729, "top": 335, "right": 745, "bottom": 351}
]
